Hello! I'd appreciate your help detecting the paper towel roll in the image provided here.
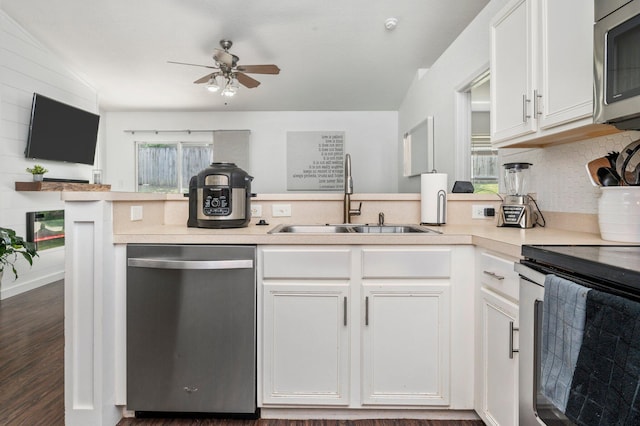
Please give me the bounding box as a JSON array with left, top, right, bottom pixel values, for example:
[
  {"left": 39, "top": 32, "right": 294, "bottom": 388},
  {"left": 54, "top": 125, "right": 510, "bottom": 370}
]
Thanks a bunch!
[{"left": 421, "top": 173, "right": 448, "bottom": 225}]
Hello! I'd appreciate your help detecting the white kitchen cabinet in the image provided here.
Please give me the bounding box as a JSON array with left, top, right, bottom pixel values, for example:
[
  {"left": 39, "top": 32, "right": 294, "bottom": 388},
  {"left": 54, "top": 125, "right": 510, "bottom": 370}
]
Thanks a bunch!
[
  {"left": 490, "top": 0, "right": 595, "bottom": 147},
  {"left": 360, "top": 247, "right": 451, "bottom": 406},
  {"left": 479, "top": 288, "right": 519, "bottom": 426},
  {"left": 475, "top": 250, "right": 520, "bottom": 426},
  {"left": 262, "top": 282, "right": 350, "bottom": 405},
  {"left": 258, "top": 245, "right": 469, "bottom": 410},
  {"left": 536, "top": 0, "right": 593, "bottom": 130},
  {"left": 260, "top": 247, "right": 351, "bottom": 405},
  {"left": 490, "top": 0, "right": 535, "bottom": 142},
  {"left": 361, "top": 283, "right": 450, "bottom": 406}
]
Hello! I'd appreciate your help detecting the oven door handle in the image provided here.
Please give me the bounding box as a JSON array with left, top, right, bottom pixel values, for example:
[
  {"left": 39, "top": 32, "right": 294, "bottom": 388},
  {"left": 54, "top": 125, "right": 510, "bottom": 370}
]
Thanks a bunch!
[{"left": 509, "top": 321, "right": 519, "bottom": 359}]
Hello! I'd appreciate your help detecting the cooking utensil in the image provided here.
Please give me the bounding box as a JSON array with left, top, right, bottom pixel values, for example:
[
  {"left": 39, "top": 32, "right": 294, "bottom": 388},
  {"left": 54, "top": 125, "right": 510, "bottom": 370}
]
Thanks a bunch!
[
  {"left": 616, "top": 139, "right": 640, "bottom": 185},
  {"left": 605, "top": 151, "right": 622, "bottom": 181},
  {"left": 605, "top": 151, "right": 619, "bottom": 169},
  {"left": 597, "top": 166, "right": 620, "bottom": 186},
  {"left": 586, "top": 157, "right": 610, "bottom": 186}
]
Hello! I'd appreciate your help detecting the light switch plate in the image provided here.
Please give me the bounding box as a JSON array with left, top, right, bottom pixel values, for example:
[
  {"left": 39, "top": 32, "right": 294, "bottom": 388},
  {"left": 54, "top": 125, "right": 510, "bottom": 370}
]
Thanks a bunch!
[{"left": 272, "top": 204, "right": 292, "bottom": 217}]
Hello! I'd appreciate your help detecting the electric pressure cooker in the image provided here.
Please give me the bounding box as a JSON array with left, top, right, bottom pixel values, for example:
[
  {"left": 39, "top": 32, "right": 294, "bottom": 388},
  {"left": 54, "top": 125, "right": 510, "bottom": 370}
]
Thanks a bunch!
[{"left": 187, "top": 163, "right": 253, "bottom": 228}]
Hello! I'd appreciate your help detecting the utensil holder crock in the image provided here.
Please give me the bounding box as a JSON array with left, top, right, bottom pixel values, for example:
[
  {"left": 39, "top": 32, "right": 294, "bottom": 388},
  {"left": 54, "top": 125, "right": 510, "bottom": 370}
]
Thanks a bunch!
[{"left": 598, "top": 186, "right": 640, "bottom": 243}]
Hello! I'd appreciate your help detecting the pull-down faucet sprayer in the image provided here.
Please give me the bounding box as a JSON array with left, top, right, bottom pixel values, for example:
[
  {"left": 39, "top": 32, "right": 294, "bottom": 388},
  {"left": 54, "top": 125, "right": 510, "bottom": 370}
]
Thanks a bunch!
[{"left": 343, "top": 153, "right": 362, "bottom": 223}]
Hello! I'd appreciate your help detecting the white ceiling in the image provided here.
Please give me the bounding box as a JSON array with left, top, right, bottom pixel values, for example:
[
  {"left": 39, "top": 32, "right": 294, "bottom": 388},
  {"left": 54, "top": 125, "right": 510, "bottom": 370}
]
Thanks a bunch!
[{"left": 2, "top": 0, "right": 489, "bottom": 112}]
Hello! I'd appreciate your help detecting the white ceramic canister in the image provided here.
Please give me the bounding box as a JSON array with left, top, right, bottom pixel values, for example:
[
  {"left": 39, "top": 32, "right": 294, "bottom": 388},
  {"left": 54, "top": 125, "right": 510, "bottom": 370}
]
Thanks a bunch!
[{"left": 598, "top": 186, "right": 640, "bottom": 243}]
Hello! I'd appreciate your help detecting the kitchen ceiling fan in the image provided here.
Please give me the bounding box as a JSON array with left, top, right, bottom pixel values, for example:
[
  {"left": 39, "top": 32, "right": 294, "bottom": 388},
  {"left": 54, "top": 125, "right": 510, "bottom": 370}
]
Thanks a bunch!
[{"left": 168, "top": 39, "right": 280, "bottom": 96}]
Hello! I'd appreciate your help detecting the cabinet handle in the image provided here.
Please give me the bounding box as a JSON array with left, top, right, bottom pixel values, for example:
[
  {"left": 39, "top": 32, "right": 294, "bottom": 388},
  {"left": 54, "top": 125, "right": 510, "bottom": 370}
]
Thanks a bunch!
[
  {"left": 365, "top": 296, "right": 369, "bottom": 326},
  {"left": 509, "top": 321, "right": 519, "bottom": 359},
  {"left": 483, "top": 270, "right": 505, "bottom": 280},
  {"left": 343, "top": 296, "right": 347, "bottom": 326},
  {"left": 522, "top": 94, "right": 531, "bottom": 122},
  {"left": 534, "top": 89, "right": 542, "bottom": 117}
]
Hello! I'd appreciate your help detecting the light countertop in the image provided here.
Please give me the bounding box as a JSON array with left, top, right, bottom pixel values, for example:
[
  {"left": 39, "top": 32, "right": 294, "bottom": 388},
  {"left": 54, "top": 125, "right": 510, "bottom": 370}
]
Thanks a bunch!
[{"left": 113, "top": 223, "right": 619, "bottom": 259}]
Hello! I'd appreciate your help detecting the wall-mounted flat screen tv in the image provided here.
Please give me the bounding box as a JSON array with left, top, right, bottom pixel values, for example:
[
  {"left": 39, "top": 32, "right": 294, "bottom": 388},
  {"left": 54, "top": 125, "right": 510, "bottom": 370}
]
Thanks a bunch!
[{"left": 25, "top": 93, "right": 100, "bottom": 165}]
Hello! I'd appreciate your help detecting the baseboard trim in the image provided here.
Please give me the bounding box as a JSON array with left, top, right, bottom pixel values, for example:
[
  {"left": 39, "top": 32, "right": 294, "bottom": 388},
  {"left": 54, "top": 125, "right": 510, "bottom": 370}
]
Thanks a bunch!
[
  {"left": 259, "top": 408, "right": 480, "bottom": 420},
  {"left": 0, "top": 271, "right": 64, "bottom": 300}
]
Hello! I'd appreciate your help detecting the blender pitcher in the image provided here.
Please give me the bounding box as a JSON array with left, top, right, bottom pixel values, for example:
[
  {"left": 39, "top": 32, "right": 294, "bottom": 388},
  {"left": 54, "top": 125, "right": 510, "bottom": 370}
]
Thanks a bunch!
[{"left": 504, "top": 162, "right": 532, "bottom": 195}]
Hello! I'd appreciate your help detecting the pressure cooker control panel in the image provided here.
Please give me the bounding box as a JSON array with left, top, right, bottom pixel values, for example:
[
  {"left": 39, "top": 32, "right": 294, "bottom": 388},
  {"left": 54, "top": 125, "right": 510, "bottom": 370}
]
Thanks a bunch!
[{"left": 202, "top": 187, "right": 231, "bottom": 216}]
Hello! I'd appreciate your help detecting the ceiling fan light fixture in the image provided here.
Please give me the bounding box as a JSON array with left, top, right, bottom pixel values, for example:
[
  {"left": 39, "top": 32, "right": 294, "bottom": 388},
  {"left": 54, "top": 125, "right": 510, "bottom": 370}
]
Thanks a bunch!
[
  {"left": 206, "top": 77, "right": 221, "bottom": 92},
  {"left": 220, "top": 76, "right": 239, "bottom": 97}
]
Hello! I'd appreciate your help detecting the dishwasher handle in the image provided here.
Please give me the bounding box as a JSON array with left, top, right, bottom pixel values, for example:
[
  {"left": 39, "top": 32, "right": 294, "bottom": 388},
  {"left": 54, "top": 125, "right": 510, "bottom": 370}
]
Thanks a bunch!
[{"left": 128, "top": 258, "right": 254, "bottom": 270}]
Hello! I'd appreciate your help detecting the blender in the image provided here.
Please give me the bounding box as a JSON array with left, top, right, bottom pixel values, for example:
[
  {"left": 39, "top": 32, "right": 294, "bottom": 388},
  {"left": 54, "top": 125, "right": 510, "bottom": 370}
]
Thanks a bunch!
[{"left": 497, "top": 162, "right": 537, "bottom": 228}]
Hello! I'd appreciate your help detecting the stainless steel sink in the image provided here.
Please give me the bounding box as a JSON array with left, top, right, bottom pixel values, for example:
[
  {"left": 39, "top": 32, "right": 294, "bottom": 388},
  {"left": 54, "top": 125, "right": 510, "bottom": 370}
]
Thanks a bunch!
[
  {"left": 351, "top": 225, "right": 437, "bottom": 233},
  {"left": 268, "top": 224, "right": 441, "bottom": 234},
  {"left": 269, "top": 224, "right": 353, "bottom": 233}
]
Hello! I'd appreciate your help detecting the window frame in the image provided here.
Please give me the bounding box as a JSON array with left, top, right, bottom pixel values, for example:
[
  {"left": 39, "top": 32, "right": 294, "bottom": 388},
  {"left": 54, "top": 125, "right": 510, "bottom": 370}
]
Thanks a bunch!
[{"left": 135, "top": 140, "right": 213, "bottom": 193}]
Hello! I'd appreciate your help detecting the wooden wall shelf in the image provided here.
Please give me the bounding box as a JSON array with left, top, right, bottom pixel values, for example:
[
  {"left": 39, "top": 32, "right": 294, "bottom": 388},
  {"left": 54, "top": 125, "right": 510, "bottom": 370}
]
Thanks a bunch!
[{"left": 15, "top": 182, "right": 111, "bottom": 192}]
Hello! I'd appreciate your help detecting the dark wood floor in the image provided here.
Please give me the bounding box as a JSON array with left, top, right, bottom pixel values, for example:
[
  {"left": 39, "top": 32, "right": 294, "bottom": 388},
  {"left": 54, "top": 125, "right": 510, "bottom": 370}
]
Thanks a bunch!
[
  {"left": 0, "top": 279, "right": 65, "bottom": 425},
  {"left": 118, "top": 420, "right": 484, "bottom": 426},
  {"left": 0, "top": 281, "right": 483, "bottom": 426}
]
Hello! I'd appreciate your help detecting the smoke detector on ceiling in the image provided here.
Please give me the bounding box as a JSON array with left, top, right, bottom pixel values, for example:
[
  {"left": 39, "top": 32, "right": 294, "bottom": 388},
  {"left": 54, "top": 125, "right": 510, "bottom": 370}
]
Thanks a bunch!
[{"left": 385, "top": 17, "right": 398, "bottom": 31}]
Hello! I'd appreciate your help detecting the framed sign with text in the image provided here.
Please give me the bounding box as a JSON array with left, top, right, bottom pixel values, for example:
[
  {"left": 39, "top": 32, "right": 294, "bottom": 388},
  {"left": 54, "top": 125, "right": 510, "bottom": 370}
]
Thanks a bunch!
[{"left": 286, "top": 131, "right": 345, "bottom": 191}]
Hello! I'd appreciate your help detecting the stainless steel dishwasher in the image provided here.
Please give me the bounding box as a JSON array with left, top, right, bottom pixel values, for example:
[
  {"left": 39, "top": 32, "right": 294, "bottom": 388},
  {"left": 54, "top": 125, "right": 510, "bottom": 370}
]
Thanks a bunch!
[{"left": 126, "top": 244, "right": 257, "bottom": 416}]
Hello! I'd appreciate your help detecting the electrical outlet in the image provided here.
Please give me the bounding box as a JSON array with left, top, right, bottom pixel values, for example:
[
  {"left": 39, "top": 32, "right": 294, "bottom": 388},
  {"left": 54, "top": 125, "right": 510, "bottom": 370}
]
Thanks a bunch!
[
  {"left": 251, "top": 204, "right": 262, "bottom": 217},
  {"left": 272, "top": 204, "right": 292, "bottom": 217},
  {"left": 130, "top": 205, "right": 143, "bottom": 221},
  {"left": 472, "top": 204, "right": 494, "bottom": 219}
]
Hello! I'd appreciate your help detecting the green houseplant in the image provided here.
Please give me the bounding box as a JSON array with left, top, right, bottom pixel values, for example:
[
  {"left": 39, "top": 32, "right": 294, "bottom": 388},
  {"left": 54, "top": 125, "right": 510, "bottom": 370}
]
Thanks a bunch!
[
  {"left": 26, "top": 164, "right": 49, "bottom": 181},
  {"left": 0, "top": 227, "right": 38, "bottom": 280}
]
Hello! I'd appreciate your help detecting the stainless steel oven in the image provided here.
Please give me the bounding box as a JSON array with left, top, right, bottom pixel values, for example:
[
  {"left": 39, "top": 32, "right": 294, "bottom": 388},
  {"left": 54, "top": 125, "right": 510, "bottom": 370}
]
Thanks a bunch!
[
  {"left": 594, "top": 0, "right": 640, "bottom": 129},
  {"left": 517, "top": 262, "right": 573, "bottom": 425},
  {"left": 516, "top": 245, "right": 640, "bottom": 425}
]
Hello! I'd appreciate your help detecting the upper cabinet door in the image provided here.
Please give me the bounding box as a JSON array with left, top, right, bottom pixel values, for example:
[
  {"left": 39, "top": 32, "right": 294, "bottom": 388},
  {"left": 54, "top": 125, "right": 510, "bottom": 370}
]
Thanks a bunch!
[
  {"left": 490, "top": 0, "right": 606, "bottom": 147},
  {"left": 491, "top": 0, "right": 537, "bottom": 142},
  {"left": 537, "top": 0, "right": 594, "bottom": 129}
]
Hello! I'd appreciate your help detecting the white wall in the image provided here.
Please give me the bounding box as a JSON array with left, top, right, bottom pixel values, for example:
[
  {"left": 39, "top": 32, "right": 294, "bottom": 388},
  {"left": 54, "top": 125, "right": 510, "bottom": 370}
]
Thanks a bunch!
[
  {"left": 0, "top": 11, "right": 98, "bottom": 298},
  {"left": 397, "top": 0, "right": 509, "bottom": 192},
  {"left": 104, "top": 111, "right": 398, "bottom": 194}
]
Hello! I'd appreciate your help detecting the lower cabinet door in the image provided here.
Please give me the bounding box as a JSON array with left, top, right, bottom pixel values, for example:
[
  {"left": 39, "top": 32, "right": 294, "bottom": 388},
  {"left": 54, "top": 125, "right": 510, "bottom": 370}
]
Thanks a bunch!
[
  {"left": 262, "top": 282, "right": 350, "bottom": 405},
  {"left": 479, "top": 287, "right": 519, "bottom": 425},
  {"left": 361, "top": 283, "right": 451, "bottom": 406}
]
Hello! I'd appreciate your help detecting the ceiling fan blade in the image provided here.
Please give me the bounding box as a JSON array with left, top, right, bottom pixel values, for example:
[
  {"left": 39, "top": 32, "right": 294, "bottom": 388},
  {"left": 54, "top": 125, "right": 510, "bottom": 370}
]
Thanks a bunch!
[
  {"left": 235, "top": 72, "right": 261, "bottom": 88},
  {"left": 168, "top": 60, "right": 218, "bottom": 70},
  {"left": 194, "top": 73, "right": 215, "bottom": 84},
  {"left": 236, "top": 64, "right": 281, "bottom": 74},
  {"left": 213, "top": 48, "right": 234, "bottom": 67}
]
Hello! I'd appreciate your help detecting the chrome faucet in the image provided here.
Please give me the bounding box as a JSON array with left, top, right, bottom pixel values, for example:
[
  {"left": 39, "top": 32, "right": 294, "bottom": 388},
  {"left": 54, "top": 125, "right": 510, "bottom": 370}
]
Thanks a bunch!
[{"left": 343, "top": 153, "right": 361, "bottom": 223}]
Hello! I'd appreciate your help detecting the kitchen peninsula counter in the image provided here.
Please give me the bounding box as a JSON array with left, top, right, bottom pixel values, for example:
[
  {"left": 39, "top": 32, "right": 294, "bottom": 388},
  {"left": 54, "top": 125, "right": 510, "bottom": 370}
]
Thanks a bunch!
[{"left": 60, "top": 192, "right": 624, "bottom": 426}]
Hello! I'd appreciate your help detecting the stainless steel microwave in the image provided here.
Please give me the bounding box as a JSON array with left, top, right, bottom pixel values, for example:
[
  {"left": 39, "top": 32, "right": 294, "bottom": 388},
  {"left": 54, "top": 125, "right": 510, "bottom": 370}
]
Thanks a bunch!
[{"left": 594, "top": 0, "right": 640, "bottom": 129}]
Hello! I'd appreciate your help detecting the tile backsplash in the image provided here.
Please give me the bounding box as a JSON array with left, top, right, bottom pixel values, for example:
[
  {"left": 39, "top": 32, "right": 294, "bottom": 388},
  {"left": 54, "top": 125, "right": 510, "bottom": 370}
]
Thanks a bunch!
[{"left": 499, "top": 130, "right": 640, "bottom": 214}]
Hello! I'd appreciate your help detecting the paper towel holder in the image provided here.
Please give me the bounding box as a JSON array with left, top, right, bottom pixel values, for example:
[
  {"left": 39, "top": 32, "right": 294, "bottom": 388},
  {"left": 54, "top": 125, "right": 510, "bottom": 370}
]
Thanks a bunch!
[
  {"left": 421, "top": 189, "right": 446, "bottom": 226},
  {"left": 421, "top": 170, "right": 447, "bottom": 226}
]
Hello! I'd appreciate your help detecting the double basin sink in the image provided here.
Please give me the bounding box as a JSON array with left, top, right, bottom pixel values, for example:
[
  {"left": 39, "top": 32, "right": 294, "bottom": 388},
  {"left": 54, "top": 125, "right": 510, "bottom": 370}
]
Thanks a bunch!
[{"left": 268, "top": 224, "right": 441, "bottom": 234}]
